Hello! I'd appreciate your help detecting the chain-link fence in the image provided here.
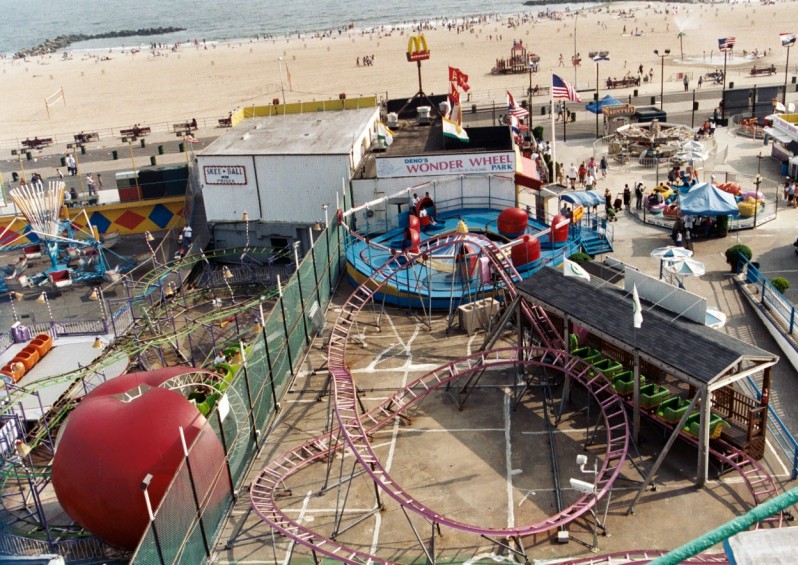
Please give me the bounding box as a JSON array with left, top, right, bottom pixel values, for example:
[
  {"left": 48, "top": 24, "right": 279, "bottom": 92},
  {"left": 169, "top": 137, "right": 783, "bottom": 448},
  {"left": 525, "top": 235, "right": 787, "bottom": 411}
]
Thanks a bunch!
[{"left": 130, "top": 217, "right": 346, "bottom": 564}]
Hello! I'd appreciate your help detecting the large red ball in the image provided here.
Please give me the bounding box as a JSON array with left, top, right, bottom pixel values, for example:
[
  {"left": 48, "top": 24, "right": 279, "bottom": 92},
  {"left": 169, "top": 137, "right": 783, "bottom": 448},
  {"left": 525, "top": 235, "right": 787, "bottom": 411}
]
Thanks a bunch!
[
  {"left": 498, "top": 207, "right": 528, "bottom": 238},
  {"left": 52, "top": 368, "right": 227, "bottom": 550}
]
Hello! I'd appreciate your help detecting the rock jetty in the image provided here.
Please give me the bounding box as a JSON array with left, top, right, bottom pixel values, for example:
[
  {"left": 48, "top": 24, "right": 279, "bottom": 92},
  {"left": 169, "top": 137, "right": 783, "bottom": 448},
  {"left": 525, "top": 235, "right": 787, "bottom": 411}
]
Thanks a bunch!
[{"left": 14, "top": 27, "right": 186, "bottom": 59}]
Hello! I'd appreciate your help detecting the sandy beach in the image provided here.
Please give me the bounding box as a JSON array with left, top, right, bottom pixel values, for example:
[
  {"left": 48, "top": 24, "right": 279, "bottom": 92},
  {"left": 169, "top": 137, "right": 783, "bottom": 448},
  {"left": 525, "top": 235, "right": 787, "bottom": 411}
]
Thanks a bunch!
[{"left": 2, "top": 1, "right": 798, "bottom": 146}]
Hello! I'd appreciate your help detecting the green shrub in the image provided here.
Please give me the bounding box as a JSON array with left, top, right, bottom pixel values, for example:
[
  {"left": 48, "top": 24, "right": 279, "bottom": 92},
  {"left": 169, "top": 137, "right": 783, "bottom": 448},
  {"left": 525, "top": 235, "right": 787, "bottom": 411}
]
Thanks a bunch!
[
  {"left": 771, "top": 277, "right": 790, "bottom": 294},
  {"left": 532, "top": 125, "right": 544, "bottom": 140},
  {"left": 570, "top": 252, "right": 591, "bottom": 263},
  {"left": 725, "top": 244, "right": 752, "bottom": 265}
]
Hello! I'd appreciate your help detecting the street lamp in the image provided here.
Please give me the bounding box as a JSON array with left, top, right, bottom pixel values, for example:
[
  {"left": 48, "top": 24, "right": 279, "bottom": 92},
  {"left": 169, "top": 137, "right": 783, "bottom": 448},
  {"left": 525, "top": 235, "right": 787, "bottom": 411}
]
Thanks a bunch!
[
  {"left": 278, "top": 57, "right": 287, "bottom": 105},
  {"left": 570, "top": 454, "right": 600, "bottom": 552},
  {"left": 783, "top": 37, "right": 795, "bottom": 106},
  {"left": 589, "top": 51, "right": 610, "bottom": 139},
  {"left": 653, "top": 49, "right": 671, "bottom": 111},
  {"left": 754, "top": 173, "right": 762, "bottom": 228}
]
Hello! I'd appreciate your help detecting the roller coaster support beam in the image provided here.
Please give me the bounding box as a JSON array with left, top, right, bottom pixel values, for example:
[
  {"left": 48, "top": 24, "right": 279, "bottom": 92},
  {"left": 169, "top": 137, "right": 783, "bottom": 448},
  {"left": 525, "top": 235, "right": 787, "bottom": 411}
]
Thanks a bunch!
[{"left": 626, "top": 393, "right": 699, "bottom": 516}]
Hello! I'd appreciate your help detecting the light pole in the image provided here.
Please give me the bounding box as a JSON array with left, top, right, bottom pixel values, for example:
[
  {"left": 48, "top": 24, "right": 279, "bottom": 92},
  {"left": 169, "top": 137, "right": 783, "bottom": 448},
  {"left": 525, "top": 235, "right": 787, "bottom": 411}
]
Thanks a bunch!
[
  {"left": 783, "top": 40, "right": 794, "bottom": 106},
  {"left": 589, "top": 51, "right": 609, "bottom": 139},
  {"left": 754, "top": 173, "right": 762, "bottom": 228},
  {"left": 653, "top": 49, "right": 671, "bottom": 111},
  {"left": 278, "top": 57, "right": 286, "bottom": 105},
  {"left": 570, "top": 454, "right": 600, "bottom": 552}
]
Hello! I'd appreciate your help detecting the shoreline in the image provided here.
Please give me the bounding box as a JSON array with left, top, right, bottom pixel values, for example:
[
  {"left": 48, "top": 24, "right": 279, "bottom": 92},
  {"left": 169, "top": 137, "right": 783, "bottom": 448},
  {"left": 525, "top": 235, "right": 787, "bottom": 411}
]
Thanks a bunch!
[{"left": 0, "top": 0, "right": 792, "bottom": 143}]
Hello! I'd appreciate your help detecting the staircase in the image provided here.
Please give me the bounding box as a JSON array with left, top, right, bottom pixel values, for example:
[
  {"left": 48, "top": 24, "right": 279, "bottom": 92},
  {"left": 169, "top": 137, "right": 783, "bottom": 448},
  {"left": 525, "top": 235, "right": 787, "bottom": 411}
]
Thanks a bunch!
[{"left": 580, "top": 229, "right": 613, "bottom": 256}]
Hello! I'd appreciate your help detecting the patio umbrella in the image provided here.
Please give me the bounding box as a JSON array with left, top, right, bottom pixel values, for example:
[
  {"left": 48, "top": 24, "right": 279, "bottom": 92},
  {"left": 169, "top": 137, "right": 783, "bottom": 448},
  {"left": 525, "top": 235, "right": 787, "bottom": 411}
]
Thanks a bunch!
[
  {"left": 679, "top": 140, "right": 705, "bottom": 152},
  {"left": 665, "top": 257, "right": 705, "bottom": 277},
  {"left": 650, "top": 246, "right": 694, "bottom": 260},
  {"left": 674, "top": 150, "right": 708, "bottom": 164},
  {"left": 705, "top": 306, "right": 727, "bottom": 329}
]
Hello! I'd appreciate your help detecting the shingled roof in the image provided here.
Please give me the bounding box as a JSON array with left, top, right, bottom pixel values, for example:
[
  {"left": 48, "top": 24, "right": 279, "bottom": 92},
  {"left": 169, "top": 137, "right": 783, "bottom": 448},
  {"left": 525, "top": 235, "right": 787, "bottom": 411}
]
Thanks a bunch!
[{"left": 517, "top": 267, "right": 777, "bottom": 385}]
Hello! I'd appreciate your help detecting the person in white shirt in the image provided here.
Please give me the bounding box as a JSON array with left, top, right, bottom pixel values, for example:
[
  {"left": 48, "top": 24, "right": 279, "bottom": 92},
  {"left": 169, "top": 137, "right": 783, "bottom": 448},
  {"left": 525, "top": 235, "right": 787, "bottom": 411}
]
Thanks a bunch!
[
  {"left": 182, "top": 224, "right": 193, "bottom": 246},
  {"left": 568, "top": 163, "right": 578, "bottom": 189}
]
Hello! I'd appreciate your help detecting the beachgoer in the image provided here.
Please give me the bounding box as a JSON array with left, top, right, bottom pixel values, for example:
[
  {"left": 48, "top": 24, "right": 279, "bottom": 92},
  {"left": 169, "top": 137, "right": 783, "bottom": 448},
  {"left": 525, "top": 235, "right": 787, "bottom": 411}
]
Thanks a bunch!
[
  {"left": 623, "top": 185, "right": 631, "bottom": 211},
  {"left": 599, "top": 156, "right": 608, "bottom": 178},
  {"left": 568, "top": 163, "right": 578, "bottom": 189},
  {"left": 86, "top": 173, "right": 96, "bottom": 196},
  {"left": 683, "top": 75, "right": 689, "bottom": 91},
  {"left": 66, "top": 153, "right": 77, "bottom": 176}
]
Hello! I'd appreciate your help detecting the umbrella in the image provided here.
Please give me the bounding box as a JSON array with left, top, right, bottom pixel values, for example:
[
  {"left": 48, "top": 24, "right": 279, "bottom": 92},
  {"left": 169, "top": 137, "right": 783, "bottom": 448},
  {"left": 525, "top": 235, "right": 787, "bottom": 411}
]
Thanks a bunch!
[
  {"left": 679, "top": 140, "right": 705, "bottom": 152},
  {"left": 650, "top": 246, "right": 694, "bottom": 260},
  {"left": 665, "top": 257, "right": 705, "bottom": 277},
  {"left": 705, "top": 306, "right": 727, "bottom": 329},
  {"left": 674, "top": 150, "right": 708, "bottom": 163}
]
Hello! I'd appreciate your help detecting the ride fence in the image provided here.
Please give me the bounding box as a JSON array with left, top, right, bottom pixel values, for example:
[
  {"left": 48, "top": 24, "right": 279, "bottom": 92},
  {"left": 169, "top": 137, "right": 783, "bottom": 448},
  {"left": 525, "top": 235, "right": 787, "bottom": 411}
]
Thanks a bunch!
[
  {"left": 130, "top": 218, "right": 347, "bottom": 564},
  {"left": 738, "top": 256, "right": 798, "bottom": 479}
]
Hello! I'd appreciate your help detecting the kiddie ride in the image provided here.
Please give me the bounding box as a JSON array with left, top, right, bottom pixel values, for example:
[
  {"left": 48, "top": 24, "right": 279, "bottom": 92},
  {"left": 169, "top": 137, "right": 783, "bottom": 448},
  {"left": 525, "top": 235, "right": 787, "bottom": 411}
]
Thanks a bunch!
[{"left": 0, "top": 180, "right": 135, "bottom": 292}]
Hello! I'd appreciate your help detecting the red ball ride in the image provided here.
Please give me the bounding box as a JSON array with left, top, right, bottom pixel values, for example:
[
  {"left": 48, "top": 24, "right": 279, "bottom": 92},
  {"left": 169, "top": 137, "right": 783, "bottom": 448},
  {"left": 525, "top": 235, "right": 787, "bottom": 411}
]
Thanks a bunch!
[
  {"left": 497, "top": 207, "right": 528, "bottom": 238},
  {"left": 52, "top": 368, "right": 227, "bottom": 550}
]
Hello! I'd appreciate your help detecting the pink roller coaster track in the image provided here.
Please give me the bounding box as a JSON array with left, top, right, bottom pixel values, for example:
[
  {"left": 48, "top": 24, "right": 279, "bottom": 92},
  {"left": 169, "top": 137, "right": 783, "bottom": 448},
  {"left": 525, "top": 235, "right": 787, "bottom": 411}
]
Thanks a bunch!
[{"left": 250, "top": 234, "right": 630, "bottom": 563}]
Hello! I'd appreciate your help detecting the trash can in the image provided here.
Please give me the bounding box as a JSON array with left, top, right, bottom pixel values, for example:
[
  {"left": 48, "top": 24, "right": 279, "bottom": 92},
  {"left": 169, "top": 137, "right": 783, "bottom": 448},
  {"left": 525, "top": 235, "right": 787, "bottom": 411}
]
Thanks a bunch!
[
  {"left": 650, "top": 96, "right": 656, "bottom": 105},
  {"left": 729, "top": 81, "right": 734, "bottom": 89},
  {"left": 80, "top": 145, "right": 86, "bottom": 155},
  {"left": 25, "top": 151, "right": 32, "bottom": 161},
  {"left": 571, "top": 113, "right": 576, "bottom": 122},
  {"left": 633, "top": 89, "right": 639, "bottom": 97},
  {"left": 792, "top": 76, "right": 797, "bottom": 84},
  {"left": 60, "top": 156, "right": 66, "bottom": 167},
  {"left": 112, "top": 150, "right": 118, "bottom": 160},
  {"left": 471, "top": 103, "right": 477, "bottom": 114},
  {"left": 178, "top": 142, "right": 185, "bottom": 153},
  {"left": 140, "top": 138, "right": 146, "bottom": 148},
  {"left": 541, "top": 105, "right": 547, "bottom": 115},
  {"left": 158, "top": 145, "right": 164, "bottom": 155},
  {"left": 150, "top": 156, "right": 157, "bottom": 166},
  {"left": 12, "top": 172, "right": 18, "bottom": 182}
]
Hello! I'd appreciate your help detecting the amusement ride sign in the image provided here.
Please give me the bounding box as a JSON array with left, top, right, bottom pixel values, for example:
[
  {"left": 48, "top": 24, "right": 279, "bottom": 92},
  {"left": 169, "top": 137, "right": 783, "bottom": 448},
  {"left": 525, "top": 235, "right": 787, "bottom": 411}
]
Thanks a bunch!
[
  {"left": 376, "top": 152, "right": 515, "bottom": 178},
  {"left": 203, "top": 165, "right": 248, "bottom": 185}
]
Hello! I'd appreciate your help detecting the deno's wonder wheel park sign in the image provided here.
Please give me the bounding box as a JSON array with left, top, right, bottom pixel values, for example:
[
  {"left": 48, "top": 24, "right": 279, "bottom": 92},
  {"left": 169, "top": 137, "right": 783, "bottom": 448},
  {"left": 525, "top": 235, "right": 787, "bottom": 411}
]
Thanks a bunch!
[{"left": 406, "top": 34, "right": 430, "bottom": 62}]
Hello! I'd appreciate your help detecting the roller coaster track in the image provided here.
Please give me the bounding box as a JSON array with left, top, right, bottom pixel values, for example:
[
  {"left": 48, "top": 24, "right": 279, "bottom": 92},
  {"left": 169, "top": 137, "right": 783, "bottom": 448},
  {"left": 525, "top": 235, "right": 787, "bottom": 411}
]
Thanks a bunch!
[
  {"left": 250, "top": 233, "right": 629, "bottom": 563},
  {"left": 556, "top": 549, "right": 730, "bottom": 564}
]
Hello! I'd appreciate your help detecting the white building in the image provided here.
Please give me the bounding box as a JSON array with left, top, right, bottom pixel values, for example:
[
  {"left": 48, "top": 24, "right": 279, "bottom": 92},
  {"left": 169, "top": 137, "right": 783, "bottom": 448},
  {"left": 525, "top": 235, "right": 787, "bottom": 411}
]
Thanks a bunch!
[{"left": 197, "top": 108, "right": 378, "bottom": 250}]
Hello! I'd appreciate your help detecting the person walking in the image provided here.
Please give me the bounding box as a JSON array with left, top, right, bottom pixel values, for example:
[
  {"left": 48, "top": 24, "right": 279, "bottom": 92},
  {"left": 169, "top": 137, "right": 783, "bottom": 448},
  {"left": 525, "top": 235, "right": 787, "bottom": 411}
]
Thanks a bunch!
[
  {"left": 599, "top": 155, "right": 608, "bottom": 178},
  {"left": 634, "top": 182, "right": 644, "bottom": 210},
  {"left": 623, "top": 184, "right": 631, "bottom": 211},
  {"left": 683, "top": 75, "right": 689, "bottom": 91},
  {"left": 568, "top": 163, "right": 578, "bottom": 189},
  {"left": 66, "top": 153, "right": 77, "bottom": 176},
  {"left": 697, "top": 75, "right": 703, "bottom": 89}
]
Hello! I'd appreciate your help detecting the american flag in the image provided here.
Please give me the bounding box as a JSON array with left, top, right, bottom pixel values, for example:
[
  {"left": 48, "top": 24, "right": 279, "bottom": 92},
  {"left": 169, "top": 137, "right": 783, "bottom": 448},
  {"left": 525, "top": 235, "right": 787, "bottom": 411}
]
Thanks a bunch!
[
  {"left": 718, "top": 37, "right": 736, "bottom": 51},
  {"left": 552, "top": 74, "right": 582, "bottom": 102},
  {"left": 506, "top": 90, "right": 529, "bottom": 118}
]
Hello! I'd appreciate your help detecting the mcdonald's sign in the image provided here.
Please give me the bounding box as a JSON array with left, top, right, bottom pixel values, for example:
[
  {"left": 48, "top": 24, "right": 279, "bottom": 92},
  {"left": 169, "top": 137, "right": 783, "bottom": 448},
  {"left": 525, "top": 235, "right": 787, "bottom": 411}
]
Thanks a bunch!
[{"left": 406, "top": 34, "right": 430, "bottom": 62}]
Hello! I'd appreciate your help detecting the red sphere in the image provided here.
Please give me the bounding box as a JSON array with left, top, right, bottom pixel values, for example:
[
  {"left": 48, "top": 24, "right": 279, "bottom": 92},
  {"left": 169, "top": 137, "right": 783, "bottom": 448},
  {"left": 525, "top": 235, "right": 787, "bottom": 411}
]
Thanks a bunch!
[
  {"left": 550, "top": 214, "right": 570, "bottom": 244},
  {"left": 498, "top": 207, "right": 528, "bottom": 238},
  {"left": 511, "top": 235, "right": 541, "bottom": 267},
  {"left": 52, "top": 368, "right": 226, "bottom": 550}
]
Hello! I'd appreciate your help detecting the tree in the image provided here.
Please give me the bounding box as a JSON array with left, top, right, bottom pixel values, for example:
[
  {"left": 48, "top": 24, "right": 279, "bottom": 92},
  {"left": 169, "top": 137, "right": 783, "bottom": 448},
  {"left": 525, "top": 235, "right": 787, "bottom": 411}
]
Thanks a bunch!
[{"left": 677, "top": 31, "right": 686, "bottom": 61}]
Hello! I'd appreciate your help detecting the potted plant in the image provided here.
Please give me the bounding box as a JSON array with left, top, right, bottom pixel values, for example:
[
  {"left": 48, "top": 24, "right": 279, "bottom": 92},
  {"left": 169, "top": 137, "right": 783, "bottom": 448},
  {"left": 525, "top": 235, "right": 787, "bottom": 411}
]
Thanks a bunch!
[
  {"left": 570, "top": 252, "right": 592, "bottom": 263},
  {"left": 771, "top": 277, "right": 790, "bottom": 294},
  {"left": 725, "top": 244, "right": 752, "bottom": 273}
]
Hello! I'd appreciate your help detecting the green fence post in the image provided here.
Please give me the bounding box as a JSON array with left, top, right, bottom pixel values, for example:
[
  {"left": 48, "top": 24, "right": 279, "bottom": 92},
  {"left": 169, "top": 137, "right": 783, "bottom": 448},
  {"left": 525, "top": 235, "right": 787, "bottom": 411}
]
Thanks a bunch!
[
  {"left": 276, "top": 278, "right": 293, "bottom": 375},
  {"left": 293, "top": 243, "right": 311, "bottom": 345},
  {"left": 181, "top": 429, "right": 211, "bottom": 557},
  {"left": 215, "top": 409, "right": 236, "bottom": 496},
  {"left": 241, "top": 347, "right": 260, "bottom": 447}
]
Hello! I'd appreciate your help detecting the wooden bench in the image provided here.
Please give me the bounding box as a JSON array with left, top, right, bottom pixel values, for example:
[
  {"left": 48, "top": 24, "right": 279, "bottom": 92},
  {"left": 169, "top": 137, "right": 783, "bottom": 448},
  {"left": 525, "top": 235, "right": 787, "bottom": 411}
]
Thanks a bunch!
[
  {"left": 120, "top": 126, "right": 151, "bottom": 139},
  {"left": 605, "top": 77, "right": 640, "bottom": 89},
  {"left": 749, "top": 65, "right": 776, "bottom": 76},
  {"left": 74, "top": 132, "right": 99, "bottom": 143},
  {"left": 173, "top": 121, "right": 198, "bottom": 133},
  {"left": 218, "top": 117, "right": 233, "bottom": 128},
  {"left": 21, "top": 138, "right": 54, "bottom": 150}
]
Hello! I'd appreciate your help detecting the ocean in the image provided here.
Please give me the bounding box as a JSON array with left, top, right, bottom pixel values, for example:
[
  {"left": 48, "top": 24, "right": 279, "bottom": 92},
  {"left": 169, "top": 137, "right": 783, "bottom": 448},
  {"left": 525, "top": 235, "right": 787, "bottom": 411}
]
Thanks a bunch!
[{"left": 0, "top": 0, "right": 592, "bottom": 55}]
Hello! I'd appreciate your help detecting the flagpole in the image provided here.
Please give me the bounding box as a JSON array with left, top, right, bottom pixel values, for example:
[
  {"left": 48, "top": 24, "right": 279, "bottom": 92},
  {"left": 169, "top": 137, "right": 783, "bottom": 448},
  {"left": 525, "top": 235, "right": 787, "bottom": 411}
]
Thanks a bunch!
[{"left": 551, "top": 74, "right": 557, "bottom": 185}]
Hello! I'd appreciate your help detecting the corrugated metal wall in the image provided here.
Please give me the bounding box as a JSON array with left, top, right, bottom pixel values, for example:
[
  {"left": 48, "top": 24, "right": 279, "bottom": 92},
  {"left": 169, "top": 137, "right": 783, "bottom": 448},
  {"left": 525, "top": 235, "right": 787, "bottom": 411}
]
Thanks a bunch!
[
  {"left": 254, "top": 155, "right": 350, "bottom": 224},
  {"left": 197, "top": 156, "right": 260, "bottom": 222}
]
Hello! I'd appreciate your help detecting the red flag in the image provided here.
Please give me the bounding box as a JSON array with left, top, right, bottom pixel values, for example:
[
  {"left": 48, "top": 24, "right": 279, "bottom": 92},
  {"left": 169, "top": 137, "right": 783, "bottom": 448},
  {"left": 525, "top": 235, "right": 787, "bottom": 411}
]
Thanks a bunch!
[
  {"left": 449, "top": 83, "right": 460, "bottom": 107},
  {"left": 448, "top": 66, "right": 470, "bottom": 92}
]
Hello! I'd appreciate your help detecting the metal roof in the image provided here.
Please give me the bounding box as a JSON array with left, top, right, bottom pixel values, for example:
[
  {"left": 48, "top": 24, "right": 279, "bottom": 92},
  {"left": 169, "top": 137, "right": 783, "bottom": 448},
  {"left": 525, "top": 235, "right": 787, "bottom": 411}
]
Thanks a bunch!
[
  {"left": 200, "top": 108, "right": 378, "bottom": 156},
  {"left": 517, "top": 267, "right": 777, "bottom": 385}
]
